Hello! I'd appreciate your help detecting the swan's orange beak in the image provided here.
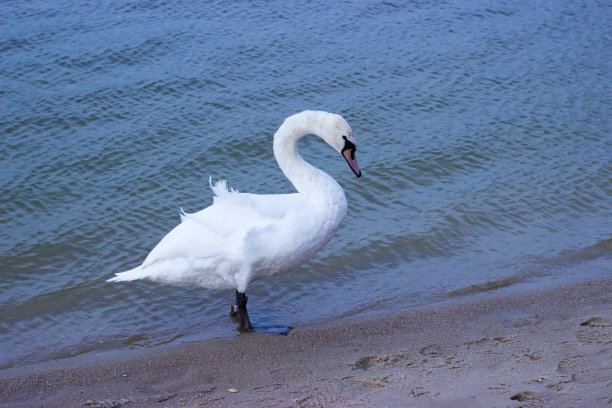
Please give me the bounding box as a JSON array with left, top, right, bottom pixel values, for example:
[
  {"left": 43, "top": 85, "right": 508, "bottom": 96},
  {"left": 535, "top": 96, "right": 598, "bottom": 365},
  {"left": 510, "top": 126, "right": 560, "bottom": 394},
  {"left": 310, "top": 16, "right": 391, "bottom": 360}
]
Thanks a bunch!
[{"left": 342, "top": 137, "right": 361, "bottom": 177}]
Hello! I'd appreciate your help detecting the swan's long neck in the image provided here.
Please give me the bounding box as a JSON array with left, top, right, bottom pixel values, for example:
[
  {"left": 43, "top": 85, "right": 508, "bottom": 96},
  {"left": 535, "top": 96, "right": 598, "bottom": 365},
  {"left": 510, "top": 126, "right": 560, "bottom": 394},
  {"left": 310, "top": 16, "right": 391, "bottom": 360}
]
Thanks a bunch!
[{"left": 273, "top": 112, "right": 347, "bottom": 211}]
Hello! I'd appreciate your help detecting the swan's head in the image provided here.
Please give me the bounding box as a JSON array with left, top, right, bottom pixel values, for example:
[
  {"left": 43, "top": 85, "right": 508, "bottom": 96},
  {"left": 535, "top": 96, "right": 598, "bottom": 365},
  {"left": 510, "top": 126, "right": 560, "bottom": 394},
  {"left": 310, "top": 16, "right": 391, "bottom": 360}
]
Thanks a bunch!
[
  {"left": 276, "top": 110, "right": 362, "bottom": 178},
  {"left": 320, "top": 112, "right": 362, "bottom": 178}
]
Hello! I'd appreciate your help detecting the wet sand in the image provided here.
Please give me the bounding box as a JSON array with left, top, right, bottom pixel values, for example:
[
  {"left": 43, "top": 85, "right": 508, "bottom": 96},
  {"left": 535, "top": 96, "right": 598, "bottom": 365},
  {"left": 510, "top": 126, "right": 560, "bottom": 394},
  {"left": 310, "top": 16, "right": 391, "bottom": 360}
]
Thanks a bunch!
[{"left": 2, "top": 279, "right": 611, "bottom": 407}]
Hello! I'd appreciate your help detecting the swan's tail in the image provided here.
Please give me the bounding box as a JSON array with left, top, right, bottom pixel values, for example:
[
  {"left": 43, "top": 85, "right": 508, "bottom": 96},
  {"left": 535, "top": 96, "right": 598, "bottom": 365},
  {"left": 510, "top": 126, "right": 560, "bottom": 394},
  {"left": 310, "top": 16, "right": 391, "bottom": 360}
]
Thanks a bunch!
[{"left": 107, "top": 266, "right": 143, "bottom": 282}]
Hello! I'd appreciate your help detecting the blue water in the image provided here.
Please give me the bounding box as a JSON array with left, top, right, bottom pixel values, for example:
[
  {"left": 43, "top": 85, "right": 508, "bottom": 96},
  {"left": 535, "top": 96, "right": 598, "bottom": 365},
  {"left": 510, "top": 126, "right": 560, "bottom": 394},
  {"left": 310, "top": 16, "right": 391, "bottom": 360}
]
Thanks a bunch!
[{"left": 1, "top": 0, "right": 611, "bottom": 369}]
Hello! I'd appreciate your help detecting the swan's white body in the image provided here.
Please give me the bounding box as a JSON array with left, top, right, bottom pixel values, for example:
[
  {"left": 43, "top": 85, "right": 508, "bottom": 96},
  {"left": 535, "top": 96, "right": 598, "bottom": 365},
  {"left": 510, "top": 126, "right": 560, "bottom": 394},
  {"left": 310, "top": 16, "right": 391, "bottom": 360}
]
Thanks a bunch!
[{"left": 108, "top": 111, "right": 360, "bottom": 294}]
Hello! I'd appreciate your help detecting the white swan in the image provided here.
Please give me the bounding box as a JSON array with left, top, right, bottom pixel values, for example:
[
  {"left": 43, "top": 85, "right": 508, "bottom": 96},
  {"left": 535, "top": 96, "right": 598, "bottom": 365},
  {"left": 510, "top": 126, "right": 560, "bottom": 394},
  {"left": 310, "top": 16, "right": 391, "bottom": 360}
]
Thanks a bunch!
[{"left": 108, "top": 110, "right": 361, "bottom": 331}]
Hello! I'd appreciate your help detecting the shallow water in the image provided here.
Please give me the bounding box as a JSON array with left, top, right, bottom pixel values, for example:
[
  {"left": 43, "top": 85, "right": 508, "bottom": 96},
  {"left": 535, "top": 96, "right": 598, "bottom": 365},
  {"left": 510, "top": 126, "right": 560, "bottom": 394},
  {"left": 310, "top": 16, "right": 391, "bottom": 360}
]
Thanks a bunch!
[{"left": 1, "top": 0, "right": 611, "bottom": 368}]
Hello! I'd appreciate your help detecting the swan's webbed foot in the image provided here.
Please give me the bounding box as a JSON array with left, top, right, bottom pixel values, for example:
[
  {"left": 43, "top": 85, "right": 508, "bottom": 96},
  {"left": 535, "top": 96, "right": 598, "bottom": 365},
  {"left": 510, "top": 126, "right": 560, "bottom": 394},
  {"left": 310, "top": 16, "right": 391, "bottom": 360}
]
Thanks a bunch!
[{"left": 234, "top": 290, "right": 253, "bottom": 332}]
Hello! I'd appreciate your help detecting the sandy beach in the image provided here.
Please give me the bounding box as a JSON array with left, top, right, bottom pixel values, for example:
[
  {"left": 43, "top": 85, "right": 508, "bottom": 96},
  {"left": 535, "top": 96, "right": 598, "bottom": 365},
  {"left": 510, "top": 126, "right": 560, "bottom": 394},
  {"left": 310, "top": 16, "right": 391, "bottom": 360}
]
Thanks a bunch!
[{"left": 2, "top": 278, "right": 610, "bottom": 407}]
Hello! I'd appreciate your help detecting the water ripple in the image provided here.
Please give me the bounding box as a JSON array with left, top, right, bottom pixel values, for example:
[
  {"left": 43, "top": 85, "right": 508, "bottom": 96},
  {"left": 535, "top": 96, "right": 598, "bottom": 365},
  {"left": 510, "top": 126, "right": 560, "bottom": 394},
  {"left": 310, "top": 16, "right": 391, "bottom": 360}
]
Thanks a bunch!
[{"left": 1, "top": 0, "right": 611, "bottom": 368}]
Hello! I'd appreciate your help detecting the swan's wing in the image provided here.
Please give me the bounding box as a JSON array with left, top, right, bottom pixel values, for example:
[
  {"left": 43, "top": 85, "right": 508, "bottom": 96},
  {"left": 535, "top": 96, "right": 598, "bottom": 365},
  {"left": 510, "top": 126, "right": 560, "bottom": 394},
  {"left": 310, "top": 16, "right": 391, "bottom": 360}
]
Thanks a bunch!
[
  {"left": 141, "top": 218, "right": 226, "bottom": 268},
  {"left": 111, "top": 179, "right": 311, "bottom": 289},
  {"left": 183, "top": 179, "right": 307, "bottom": 237},
  {"left": 212, "top": 178, "right": 306, "bottom": 218},
  {"left": 139, "top": 181, "right": 302, "bottom": 273},
  {"left": 239, "top": 192, "right": 306, "bottom": 218},
  {"left": 133, "top": 218, "right": 237, "bottom": 287}
]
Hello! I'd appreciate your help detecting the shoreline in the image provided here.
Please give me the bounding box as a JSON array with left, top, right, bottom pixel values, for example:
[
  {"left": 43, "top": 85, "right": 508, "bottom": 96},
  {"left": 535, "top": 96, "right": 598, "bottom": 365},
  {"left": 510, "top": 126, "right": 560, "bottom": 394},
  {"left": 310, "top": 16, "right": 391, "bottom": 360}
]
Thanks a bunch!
[{"left": 2, "top": 278, "right": 611, "bottom": 407}]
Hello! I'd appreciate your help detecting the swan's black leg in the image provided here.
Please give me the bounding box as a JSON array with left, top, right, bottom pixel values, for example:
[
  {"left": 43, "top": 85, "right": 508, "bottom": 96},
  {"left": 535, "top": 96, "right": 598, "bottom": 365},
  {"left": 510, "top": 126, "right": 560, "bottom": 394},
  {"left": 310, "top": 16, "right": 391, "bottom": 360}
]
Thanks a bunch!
[{"left": 235, "top": 289, "right": 253, "bottom": 332}]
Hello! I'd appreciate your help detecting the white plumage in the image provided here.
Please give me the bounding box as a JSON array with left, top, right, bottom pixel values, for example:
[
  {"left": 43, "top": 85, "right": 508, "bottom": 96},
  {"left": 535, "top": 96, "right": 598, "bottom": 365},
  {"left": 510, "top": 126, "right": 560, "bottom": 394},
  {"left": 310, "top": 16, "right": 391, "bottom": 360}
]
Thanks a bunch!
[{"left": 108, "top": 110, "right": 361, "bottom": 329}]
